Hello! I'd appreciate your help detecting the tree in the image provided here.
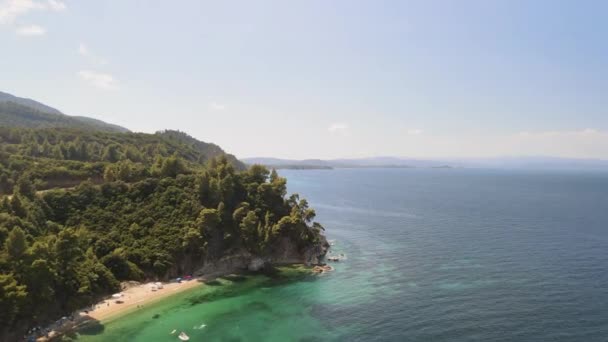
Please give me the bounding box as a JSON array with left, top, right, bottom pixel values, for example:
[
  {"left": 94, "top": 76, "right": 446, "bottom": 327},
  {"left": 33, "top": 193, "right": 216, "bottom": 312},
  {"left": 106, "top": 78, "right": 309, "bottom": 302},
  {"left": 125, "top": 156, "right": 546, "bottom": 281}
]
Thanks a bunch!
[
  {"left": 67, "top": 142, "right": 79, "bottom": 160},
  {"left": 102, "top": 144, "right": 121, "bottom": 162},
  {"left": 15, "top": 175, "right": 35, "bottom": 199},
  {"left": 0, "top": 197, "right": 10, "bottom": 212},
  {"left": 197, "top": 208, "right": 221, "bottom": 232},
  {"left": 6, "top": 227, "right": 28, "bottom": 260},
  {"left": 101, "top": 249, "right": 143, "bottom": 280},
  {"left": 159, "top": 155, "right": 188, "bottom": 178},
  {"left": 78, "top": 140, "right": 89, "bottom": 161},
  {"left": 0, "top": 274, "right": 27, "bottom": 327},
  {"left": 51, "top": 145, "right": 64, "bottom": 159},
  {"left": 10, "top": 196, "right": 27, "bottom": 218},
  {"left": 240, "top": 210, "right": 260, "bottom": 251},
  {"left": 41, "top": 139, "right": 52, "bottom": 157},
  {"left": 0, "top": 174, "right": 13, "bottom": 194}
]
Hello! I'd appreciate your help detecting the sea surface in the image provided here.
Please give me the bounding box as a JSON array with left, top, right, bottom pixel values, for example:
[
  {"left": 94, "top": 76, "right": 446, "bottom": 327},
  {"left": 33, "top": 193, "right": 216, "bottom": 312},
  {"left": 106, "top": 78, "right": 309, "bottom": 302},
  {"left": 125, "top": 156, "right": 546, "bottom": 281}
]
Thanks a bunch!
[{"left": 76, "top": 168, "right": 608, "bottom": 341}]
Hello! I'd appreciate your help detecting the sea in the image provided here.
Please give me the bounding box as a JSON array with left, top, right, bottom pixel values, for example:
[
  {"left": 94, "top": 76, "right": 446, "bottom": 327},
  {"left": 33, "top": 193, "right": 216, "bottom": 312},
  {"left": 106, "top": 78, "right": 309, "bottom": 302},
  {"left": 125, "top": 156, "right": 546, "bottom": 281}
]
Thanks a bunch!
[{"left": 75, "top": 168, "right": 608, "bottom": 341}]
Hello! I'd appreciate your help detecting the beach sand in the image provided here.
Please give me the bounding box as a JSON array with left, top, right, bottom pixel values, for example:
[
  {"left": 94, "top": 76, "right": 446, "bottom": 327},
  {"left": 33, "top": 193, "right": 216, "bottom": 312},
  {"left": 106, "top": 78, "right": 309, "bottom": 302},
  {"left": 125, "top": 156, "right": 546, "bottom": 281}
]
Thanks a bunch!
[
  {"left": 86, "top": 279, "right": 204, "bottom": 322},
  {"left": 37, "top": 279, "right": 205, "bottom": 341}
]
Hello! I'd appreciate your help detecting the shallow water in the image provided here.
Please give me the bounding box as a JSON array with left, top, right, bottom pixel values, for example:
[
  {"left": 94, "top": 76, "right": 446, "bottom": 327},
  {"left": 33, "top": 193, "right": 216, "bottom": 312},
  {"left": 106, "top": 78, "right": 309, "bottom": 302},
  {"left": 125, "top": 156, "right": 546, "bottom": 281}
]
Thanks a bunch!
[{"left": 75, "top": 168, "right": 608, "bottom": 341}]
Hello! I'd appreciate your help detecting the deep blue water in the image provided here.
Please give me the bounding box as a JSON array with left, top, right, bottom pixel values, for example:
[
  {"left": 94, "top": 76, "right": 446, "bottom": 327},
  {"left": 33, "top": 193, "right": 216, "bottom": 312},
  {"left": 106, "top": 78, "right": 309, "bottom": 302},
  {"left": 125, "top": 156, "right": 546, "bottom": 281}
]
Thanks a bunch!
[{"left": 280, "top": 168, "right": 608, "bottom": 341}]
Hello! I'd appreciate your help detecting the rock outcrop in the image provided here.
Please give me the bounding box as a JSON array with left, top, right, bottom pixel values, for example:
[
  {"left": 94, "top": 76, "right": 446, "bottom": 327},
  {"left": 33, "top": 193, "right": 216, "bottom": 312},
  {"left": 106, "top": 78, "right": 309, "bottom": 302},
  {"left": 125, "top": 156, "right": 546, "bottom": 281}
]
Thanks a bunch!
[{"left": 193, "top": 234, "right": 330, "bottom": 276}]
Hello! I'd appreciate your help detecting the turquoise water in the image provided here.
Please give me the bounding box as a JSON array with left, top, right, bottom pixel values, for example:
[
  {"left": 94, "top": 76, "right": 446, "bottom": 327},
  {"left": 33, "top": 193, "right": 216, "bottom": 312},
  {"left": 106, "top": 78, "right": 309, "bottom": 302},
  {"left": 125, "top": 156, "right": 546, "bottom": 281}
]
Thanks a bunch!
[{"left": 75, "top": 168, "right": 608, "bottom": 341}]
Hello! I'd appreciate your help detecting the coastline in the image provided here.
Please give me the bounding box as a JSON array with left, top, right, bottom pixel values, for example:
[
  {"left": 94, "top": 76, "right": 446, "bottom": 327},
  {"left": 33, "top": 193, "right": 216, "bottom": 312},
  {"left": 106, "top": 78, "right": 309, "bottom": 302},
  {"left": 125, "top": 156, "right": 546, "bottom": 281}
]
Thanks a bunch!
[
  {"left": 34, "top": 236, "right": 330, "bottom": 341},
  {"left": 37, "top": 264, "right": 328, "bottom": 341},
  {"left": 88, "top": 278, "right": 205, "bottom": 323},
  {"left": 37, "top": 276, "right": 209, "bottom": 341}
]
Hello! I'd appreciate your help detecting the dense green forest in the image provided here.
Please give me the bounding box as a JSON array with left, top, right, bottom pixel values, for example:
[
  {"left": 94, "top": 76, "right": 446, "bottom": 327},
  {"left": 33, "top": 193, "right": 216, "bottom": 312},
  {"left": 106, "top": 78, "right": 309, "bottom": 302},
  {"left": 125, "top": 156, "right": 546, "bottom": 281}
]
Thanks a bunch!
[
  {"left": 0, "top": 127, "right": 244, "bottom": 194},
  {"left": 0, "top": 100, "right": 128, "bottom": 133},
  {"left": 0, "top": 128, "right": 324, "bottom": 337}
]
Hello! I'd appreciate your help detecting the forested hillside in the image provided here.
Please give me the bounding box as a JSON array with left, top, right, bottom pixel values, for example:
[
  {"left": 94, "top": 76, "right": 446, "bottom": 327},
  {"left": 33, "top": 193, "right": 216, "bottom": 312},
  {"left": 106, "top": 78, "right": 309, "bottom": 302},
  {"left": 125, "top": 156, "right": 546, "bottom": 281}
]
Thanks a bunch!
[
  {"left": 0, "top": 127, "right": 244, "bottom": 194},
  {"left": 0, "top": 91, "right": 63, "bottom": 115},
  {"left": 0, "top": 99, "right": 128, "bottom": 133},
  {"left": 0, "top": 128, "right": 325, "bottom": 339}
]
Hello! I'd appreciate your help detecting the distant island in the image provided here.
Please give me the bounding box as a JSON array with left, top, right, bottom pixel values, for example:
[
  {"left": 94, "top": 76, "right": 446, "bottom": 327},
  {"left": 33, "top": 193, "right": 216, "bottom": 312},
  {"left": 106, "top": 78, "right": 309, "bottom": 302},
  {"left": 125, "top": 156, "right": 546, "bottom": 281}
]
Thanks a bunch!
[
  {"left": 267, "top": 165, "right": 335, "bottom": 170},
  {"left": 0, "top": 91, "right": 328, "bottom": 341}
]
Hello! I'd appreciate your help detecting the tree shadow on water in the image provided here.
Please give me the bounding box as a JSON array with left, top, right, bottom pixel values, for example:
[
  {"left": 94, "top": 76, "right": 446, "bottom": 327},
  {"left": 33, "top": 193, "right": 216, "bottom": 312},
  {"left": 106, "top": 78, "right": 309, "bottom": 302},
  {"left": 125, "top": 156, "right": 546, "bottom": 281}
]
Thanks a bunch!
[
  {"left": 203, "top": 279, "right": 223, "bottom": 286},
  {"left": 74, "top": 318, "right": 105, "bottom": 336},
  {"left": 221, "top": 274, "right": 248, "bottom": 283}
]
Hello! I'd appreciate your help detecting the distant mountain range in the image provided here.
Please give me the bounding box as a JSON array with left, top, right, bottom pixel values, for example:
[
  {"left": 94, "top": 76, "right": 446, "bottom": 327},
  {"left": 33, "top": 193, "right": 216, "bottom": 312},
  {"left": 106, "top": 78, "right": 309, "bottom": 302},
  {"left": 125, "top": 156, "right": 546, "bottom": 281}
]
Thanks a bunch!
[
  {"left": 243, "top": 156, "right": 608, "bottom": 170},
  {"left": 0, "top": 91, "right": 129, "bottom": 133},
  {"left": 242, "top": 157, "right": 452, "bottom": 169}
]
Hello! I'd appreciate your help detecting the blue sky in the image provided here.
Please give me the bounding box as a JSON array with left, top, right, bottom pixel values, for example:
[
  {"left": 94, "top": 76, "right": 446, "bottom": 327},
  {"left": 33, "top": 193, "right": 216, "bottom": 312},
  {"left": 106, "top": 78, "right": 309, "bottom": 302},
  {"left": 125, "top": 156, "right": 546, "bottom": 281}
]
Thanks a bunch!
[{"left": 1, "top": 0, "right": 607, "bottom": 159}]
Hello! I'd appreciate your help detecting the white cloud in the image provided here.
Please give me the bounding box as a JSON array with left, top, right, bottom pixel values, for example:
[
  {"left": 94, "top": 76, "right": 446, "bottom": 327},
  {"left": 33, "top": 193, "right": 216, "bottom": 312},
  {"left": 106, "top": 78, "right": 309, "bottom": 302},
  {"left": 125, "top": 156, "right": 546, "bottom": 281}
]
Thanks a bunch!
[
  {"left": 78, "top": 42, "right": 89, "bottom": 56},
  {"left": 328, "top": 123, "right": 350, "bottom": 136},
  {"left": 0, "top": 0, "right": 43, "bottom": 24},
  {"left": 407, "top": 129, "right": 423, "bottom": 135},
  {"left": 78, "top": 70, "right": 119, "bottom": 90},
  {"left": 15, "top": 23, "right": 44, "bottom": 35},
  {"left": 0, "top": 0, "right": 65, "bottom": 37},
  {"left": 78, "top": 43, "right": 109, "bottom": 65},
  {"left": 0, "top": 0, "right": 65, "bottom": 24},
  {"left": 209, "top": 102, "right": 226, "bottom": 111},
  {"left": 47, "top": 0, "right": 65, "bottom": 11}
]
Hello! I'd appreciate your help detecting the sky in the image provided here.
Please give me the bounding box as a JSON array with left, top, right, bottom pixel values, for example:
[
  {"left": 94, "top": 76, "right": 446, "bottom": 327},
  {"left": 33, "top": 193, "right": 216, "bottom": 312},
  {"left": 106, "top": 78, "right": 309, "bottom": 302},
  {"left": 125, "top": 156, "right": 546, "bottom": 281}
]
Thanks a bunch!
[{"left": 1, "top": 0, "right": 608, "bottom": 160}]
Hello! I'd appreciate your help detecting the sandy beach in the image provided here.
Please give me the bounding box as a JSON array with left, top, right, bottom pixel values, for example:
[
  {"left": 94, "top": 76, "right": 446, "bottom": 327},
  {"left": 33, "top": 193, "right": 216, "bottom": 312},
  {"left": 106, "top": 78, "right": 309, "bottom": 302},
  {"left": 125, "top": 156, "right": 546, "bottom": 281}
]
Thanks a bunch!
[
  {"left": 86, "top": 279, "right": 204, "bottom": 322},
  {"left": 37, "top": 279, "right": 205, "bottom": 341}
]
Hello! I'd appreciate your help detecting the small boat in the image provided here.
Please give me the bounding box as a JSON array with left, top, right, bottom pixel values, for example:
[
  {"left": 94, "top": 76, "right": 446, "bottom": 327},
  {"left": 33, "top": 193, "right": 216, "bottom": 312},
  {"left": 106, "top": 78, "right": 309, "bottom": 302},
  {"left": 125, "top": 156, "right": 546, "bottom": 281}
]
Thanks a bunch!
[
  {"left": 170, "top": 329, "right": 176, "bottom": 334},
  {"left": 178, "top": 332, "right": 190, "bottom": 341},
  {"left": 327, "top": 256, "right": 340, "bottom": 262}
]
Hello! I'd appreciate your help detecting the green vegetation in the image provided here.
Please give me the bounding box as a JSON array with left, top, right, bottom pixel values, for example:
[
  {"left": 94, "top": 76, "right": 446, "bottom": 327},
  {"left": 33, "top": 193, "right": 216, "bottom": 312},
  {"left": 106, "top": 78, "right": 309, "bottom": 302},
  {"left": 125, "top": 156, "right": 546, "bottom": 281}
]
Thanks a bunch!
[
  {"left": 0, "top": 128, "right": 324, "bottom": 337},
  {"left": 0, "top": 127, "right": 244, "bottom": 194},
  {"left": 0, "top": 91, "right": 63, "bottom": 115},
  {"left": 0, "top": 100, "right": 128, "bottom": 133},
  {"left": 0, "top": 90, "right": 129, "bottom": 133}
]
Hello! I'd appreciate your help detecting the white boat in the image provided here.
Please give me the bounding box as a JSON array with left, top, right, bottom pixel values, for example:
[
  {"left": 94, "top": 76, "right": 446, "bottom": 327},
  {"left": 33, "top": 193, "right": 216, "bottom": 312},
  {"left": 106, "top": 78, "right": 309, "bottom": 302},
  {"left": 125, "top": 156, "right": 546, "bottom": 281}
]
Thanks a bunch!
[{"left": 178, "top": 332, "right": 190, "bottom": 341}]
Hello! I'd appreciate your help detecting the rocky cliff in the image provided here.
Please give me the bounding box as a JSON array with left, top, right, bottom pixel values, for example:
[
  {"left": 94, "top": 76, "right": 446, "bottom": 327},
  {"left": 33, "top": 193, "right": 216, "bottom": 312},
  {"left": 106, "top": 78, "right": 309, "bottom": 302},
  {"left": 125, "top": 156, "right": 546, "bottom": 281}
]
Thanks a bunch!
[{"left": 194, "top": 234, "right": 330, "bottom": 276}]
